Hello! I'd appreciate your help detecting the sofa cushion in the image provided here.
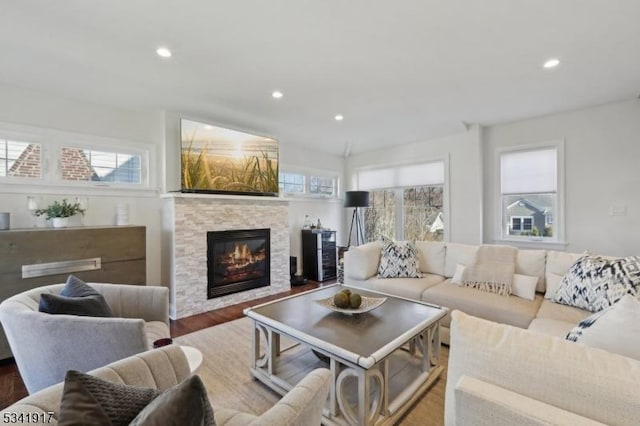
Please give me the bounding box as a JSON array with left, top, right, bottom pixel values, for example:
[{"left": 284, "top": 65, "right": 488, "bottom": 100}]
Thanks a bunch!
[
  {"left": 535, "top": 299, "right": 591, "bottom": 323},
  {"left": 378, "top": 237, "right": 422, "bottom": 278},
  {"left": 344, "top": 241, "right": 381, "bottom": 281},
  {"left": 565, "top": 295, "right": 640, "bottom": 361},
  {"left": 414, "top": 241, "right": 446, "bottom": 276},
  {"left": 422, "top": 281, "right": 542, "bottom": 329},
  {"left": 554, "top": 255, "right": 640, "bottom": 312},
  {"left": 515, "top": 249, "right": 547, "bottom": 293},
  {"left": 544, "top": 251, "right": 583, "bottom": 299},
  {"left": 349, "top": 274, "right": 445, "bottom": 301},
  {"left": 527, "top": 318, "right": 577, "bottom": 338},
  {"left": 444, "top": 243, "right": 479, "bottom": 278}
]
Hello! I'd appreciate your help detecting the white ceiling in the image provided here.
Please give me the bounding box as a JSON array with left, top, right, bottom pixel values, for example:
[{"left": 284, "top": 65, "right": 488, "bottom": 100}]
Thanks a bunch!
[{"left": 1, "top": 1, "right": 639, "bottom": 156}]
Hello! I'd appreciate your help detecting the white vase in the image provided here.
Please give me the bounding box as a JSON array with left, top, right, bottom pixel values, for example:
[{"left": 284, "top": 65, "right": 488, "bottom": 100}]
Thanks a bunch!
[{"left": 52, "top": 217, "right": 70, "bottom": 228}]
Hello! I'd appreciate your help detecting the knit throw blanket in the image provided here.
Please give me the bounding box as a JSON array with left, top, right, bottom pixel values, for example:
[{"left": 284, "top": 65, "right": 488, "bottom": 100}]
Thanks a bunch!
[{"left": 460, "top": 245, "right": 517, "bottom": 296}]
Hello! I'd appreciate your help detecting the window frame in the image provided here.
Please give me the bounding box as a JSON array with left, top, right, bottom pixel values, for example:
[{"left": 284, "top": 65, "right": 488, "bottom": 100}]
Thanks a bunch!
[
  {"left": 278, "top": 166, "right": 340, "bottom": 199},
  {"left": 0, "top": 122, "right": 155, "bottom": 193},
  {"left": 496, "top": 140, "right": 565, "bottom": 246},
  {"left": 355, "top": 157, "right": 450, "bottom": 242}
]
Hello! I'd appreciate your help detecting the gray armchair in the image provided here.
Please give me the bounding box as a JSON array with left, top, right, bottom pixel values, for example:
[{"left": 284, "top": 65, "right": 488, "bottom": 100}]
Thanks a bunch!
[
  {"left": 0, "top": 345, "right": 332, "bottom": 426},
  {"left": 0, "top": 282, "right": 170, "bottom": 394}
]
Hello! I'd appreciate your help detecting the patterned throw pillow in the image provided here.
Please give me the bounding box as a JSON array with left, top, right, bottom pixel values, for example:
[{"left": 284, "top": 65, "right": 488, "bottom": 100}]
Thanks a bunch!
[
  {"left": 554, "top": 255, "right": 640, "bottom": 312},
  {"left": 377, "top": 237, "right": 422, "bottom": 278}
]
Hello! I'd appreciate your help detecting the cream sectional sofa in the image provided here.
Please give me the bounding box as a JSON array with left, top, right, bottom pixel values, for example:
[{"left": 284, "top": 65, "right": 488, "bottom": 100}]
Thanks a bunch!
[
  {"left": 343, "top": 241, "right": 592, "bottom": 343},
  {"left": 446, "top": 311, "right": 640, "bottom": 426}
]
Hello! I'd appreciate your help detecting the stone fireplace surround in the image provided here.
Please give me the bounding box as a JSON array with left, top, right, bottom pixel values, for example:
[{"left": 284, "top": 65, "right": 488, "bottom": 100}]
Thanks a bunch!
[{"left": 161, "top": 194, "right": 290, "bottom": 319}]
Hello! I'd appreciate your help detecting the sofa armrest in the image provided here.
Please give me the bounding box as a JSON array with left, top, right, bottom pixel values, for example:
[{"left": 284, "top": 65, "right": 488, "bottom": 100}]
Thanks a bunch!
[
  {"left": 454, "top": 376, "right": 606, "bottom": 426},
  {"left": 249, "top": 368, "right": 331, "bottom": 425},
  {"left": 446, "top": 311, "right": 640, "bottom": 426},
  {"left": 91, "top": 283, "right": 169, "bottom": 325}
]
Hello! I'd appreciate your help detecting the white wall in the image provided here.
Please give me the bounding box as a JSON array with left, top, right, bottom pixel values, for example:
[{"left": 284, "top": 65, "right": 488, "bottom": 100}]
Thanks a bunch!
[
  {"left": 0, "top": 85, "right": 165, "bottom": 284},
  {"left": 345, "top": 126, "right": 483, "bottom": 245},
  {"left": 483, "top": 99, "right": 640, "bottom": 256}
]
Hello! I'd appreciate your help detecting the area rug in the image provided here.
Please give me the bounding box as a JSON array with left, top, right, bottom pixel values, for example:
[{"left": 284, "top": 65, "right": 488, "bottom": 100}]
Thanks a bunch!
[{"left": 175, "top": 317, "right": 448, "bottom": 425}]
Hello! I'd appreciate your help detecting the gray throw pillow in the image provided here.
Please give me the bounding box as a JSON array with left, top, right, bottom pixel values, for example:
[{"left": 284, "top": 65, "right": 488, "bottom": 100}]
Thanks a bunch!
[
  {"left": 61, "top": 274, "right": 102, "bottom": 298},
  {"left": 58, "top": 370, "right": 160, "bottom": 426},
  {"left": 129, "top": 375, "right": 216, "bottom": 426},
  {"left": 39, "top": 275, "right": 113, "bottom": 317},
  {"left": 39, "top": 293, "right": 113, "bottom": 317}
]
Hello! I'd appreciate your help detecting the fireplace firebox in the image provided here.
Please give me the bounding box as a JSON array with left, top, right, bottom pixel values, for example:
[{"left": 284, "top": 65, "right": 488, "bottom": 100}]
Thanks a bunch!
[{"left": 207, "top": 228, "right": 270, "bottom": 299}]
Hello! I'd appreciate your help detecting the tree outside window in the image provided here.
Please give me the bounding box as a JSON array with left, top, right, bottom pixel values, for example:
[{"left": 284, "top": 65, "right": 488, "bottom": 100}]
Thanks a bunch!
[{"left": 364, "top": 185, "right": 443, "bottom": 242}]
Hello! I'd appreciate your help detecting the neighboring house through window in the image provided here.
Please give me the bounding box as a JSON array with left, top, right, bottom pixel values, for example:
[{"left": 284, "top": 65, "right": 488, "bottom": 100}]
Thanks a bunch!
[
  {"left": 499, "top": 142, "right": 564, "bottom": 242},
  {"left": 0, "top": 140, "right": 41, "bottom": 179},
  {"left": 0, "top": 123, "right": 153, "bottom": 190}
]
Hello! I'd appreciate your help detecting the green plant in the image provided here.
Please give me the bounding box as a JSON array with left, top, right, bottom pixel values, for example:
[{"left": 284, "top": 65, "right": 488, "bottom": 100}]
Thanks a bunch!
[{"left": 35, "top": 199, "right": 85, "bottom": 219}]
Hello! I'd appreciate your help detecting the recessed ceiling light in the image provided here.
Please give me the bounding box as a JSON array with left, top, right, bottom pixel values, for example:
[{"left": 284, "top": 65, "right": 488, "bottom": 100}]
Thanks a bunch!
[
  {"left": 204, "top": 125, "right": 212, "bottom": 130},
  {"left": 334, "top": 114, "right": 344, "bottom": 121},
  {"left": 156, "top": 47, "right": 172, "bottom": 58},
  {"left": 543, "top": 58, "right": 560, "bottom": 69},
  {"left": 272, "top": 91, "right": 283, "bottom": 99}
]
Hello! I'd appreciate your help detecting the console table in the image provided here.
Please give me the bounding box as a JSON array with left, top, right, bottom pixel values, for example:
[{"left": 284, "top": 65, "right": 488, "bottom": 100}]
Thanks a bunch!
[{"left": 0, "top": 225, "right": 146, "bottom": 359}]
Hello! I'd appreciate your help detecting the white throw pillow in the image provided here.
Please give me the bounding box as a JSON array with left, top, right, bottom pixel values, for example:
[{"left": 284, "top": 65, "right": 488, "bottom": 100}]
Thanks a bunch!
[
  {"left": 544, "top": 272, "right": 564, "bottom": 299},
  {"left": 565, "top": 295, "right": 640, "bottom": 361},
  {"left": 344, "top": 241, "right": 382, "bottom": 281},
  {"left": 451, "top": 263, "right": 466, "bottom": 285},
  {"left": 511, "top": 274, "right": 538, "bottom": 301}
]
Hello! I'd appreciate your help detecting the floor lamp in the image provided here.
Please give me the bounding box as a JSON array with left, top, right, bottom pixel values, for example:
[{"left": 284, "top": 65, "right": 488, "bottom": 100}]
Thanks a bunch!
[{"left": 345, "top": 191, "right": 370, "bottom": 246}]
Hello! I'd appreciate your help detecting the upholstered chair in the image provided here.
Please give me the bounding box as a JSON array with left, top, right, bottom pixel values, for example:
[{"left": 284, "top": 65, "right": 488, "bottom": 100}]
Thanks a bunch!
[
  {"left": 0, "top": 283, "right": 170, "bottom": 394},
  {"left": 0, "top": 345, "right": 332, "bottom": 426}
]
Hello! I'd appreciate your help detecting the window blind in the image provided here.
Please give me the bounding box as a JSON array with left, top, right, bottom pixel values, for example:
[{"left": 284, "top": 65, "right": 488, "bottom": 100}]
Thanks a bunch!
[
  {"left": 358, "top": 161, "right": 444, "bottom": 190},
  {"left": 500, "top": 148, "right": 556, "bottom": 194}
]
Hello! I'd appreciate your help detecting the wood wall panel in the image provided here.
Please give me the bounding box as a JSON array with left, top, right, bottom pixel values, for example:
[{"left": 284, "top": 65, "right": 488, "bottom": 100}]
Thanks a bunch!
[{"left": 0, "top": 226, "right": 146, "bottom": 360}]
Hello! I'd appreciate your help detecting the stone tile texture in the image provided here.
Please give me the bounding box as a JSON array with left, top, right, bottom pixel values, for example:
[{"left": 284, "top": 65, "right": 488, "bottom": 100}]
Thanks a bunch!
[{"left": 166, "top": 196, "right": 291, "bottom": 318}]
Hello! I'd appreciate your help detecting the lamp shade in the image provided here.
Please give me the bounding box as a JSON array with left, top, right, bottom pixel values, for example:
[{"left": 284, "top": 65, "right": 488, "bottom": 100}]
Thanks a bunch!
[{"left": 344, "top": 191, "right": 370, "bottom": 208}]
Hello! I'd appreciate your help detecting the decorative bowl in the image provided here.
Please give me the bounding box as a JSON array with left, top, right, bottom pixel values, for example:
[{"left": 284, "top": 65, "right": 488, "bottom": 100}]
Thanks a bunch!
[{"left": 316, "top": 295, "right": 387, "bottom": 315}]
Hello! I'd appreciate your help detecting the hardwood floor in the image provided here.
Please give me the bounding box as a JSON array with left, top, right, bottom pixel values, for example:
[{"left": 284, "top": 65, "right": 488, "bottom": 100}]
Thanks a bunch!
[{"left": 0, "top": 280, "right": 327, "bottom": 409}]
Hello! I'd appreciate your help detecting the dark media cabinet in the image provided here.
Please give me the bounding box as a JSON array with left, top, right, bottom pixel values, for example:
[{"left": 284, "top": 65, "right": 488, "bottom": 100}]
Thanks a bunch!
[{"left": 301, "top": 229, "right": 337, "bottom": 282}]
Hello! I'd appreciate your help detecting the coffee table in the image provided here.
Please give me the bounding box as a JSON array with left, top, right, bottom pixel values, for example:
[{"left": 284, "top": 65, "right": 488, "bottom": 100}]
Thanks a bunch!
[{"left": 243, "top": 284, "right": 448, "bottom": 426}]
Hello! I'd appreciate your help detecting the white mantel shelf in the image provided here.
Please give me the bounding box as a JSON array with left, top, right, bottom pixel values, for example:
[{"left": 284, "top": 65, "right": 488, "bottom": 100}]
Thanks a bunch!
[{"left": 161, "top": 192, "right": 289, "bottom": 203}]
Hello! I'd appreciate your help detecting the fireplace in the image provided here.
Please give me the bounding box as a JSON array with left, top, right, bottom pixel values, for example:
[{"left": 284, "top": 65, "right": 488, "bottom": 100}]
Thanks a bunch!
[{"left": 207, "top": 228, "right": 270, "bottom": 299}]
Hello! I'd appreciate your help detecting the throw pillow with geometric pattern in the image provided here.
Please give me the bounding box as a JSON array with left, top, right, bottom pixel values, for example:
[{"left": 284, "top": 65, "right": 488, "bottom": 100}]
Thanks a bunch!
[
  {"left": 377, "top": 237, "right": 422, "bottom": 278},
  {"left": 554, "top": 255, "right": 640, "bottom": 312}
]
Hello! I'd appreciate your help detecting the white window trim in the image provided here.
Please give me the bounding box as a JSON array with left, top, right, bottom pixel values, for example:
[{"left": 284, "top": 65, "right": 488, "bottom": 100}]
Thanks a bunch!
[
  {"left": 495, "top": 140, "right": 565, "bottom": 246},
  {"left": 278, "top": 164, "right": 341, "bottom": 200},
  {"left": 0, "top": 121, "right": 157, "bottom": 194},
  {"left": 353, "top": 155, "right": 450, "bottom": 242}
]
